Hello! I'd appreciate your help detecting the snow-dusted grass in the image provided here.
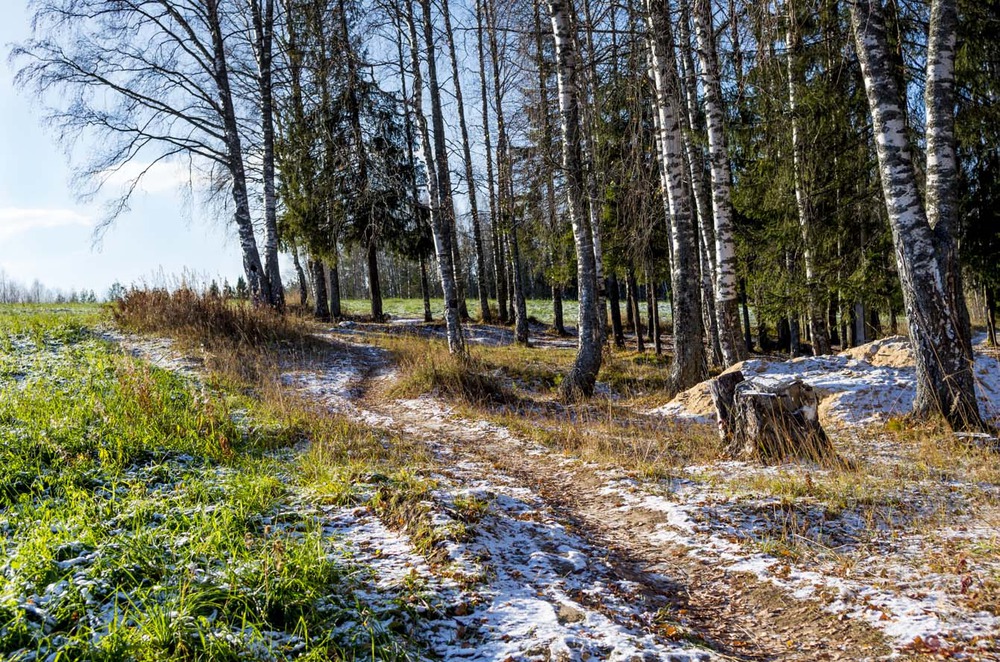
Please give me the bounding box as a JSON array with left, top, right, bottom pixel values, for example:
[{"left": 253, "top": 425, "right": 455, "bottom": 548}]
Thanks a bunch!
[
  {"left": 0, "top": 311, "right": 419, "bottom": 660},
  {"left": 21, "top": 300, "right": 997, "bottom": 658}
]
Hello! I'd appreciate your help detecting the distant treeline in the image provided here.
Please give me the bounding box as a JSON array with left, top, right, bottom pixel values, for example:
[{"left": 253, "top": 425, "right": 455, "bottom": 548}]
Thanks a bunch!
[{"left": 0, "top": 271, "right": 100, "bottom": 304}]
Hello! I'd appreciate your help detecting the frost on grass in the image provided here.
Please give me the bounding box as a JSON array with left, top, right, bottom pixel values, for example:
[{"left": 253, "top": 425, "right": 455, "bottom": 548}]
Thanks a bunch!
[
  {"left": 102, "top": 324, "right": 1000, "bottom": 658},
  {"left": 100, "top": 332, "right": 710, "bottom": 659},
  {"left": 0, "top": 330, "right": 416, "bottom": 660}
]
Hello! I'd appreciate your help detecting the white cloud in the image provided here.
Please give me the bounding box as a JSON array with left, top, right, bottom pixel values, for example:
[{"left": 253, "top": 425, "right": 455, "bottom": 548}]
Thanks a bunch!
[
  {"left": 0, "top": 208, "right": 94, "bottom": 239},
  {"left": 101, "top": 159, "right": 199, "bottom": 195}
]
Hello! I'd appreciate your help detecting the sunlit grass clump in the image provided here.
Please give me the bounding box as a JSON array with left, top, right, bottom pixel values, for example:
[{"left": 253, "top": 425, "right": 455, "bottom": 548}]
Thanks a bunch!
[{"left": 112, "top": 288, "right": 311, "bottom": 350}]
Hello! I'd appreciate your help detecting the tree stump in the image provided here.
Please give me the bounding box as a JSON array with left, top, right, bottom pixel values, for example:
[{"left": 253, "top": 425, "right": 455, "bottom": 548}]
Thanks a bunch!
[{"left": 710, "top": 371, "right": 837, "bottom": 463}]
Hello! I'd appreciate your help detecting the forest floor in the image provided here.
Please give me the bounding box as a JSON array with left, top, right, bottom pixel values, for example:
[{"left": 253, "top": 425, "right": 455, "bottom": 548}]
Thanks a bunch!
[{"left": 1, "top": 303, "right": 998, "bottom": 660}]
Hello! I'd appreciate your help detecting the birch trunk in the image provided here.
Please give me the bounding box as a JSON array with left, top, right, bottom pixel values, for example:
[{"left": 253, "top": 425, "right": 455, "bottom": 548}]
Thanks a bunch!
[
  {"left": 534, "top": 0, "right": 565, "bottom": 338},
  {"left": 786, "top": 0, "right": 830, "bottom": 355},
  {"left": 440, "top": 0, "right": 491, "bottom": 323},
  {"left": 415, "top": 0, "right": 468, "bottom": 323},
  {"left": 549, "top": 0, "right": 602, "bottom": 398},
  {"left": 924, "top": 0, "right": 973, "bottom": 360},
  {"left": 476, "top": 2, "right": 506, "bottom": 321},
  {"left": 646, "top": 0, "right": 708, "bottom": 392},
  {"left": 250, "top": 0, "right": 283, "bottom": 309},
  {"left": 580, "top": 0, "right": 607, "bottom": 343},
  {"left": 692, "top": 0, "right": 746, "bottom": 366},
  {"left": 847, "top": 0, "right": 981, "bottom": 430},
  {"left": 676, "top": 0, "right": 720, "bottom": 365},
  {"left": 486, "top": 0, "right": 516, "bottom": 329},
  {"left": 396, "top": 19, "right": 429, "bottom": 324},
  {"left": 408, "top": 0, "right": 465, "bottom": 354},
  {"left": 207, "top": 0, "right": 270, "bottom": 305}
]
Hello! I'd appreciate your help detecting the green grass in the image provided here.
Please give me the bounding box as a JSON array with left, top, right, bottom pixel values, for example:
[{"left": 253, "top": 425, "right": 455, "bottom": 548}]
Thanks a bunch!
[
  {"left": 0, "top": 303, "right": 102, "bottom": 339},
  {"left": 0, "top": 307, "right": 416, "bottom": 660},
  {"left": 338, "top": 298, "right": 674, "bottom": 327}
]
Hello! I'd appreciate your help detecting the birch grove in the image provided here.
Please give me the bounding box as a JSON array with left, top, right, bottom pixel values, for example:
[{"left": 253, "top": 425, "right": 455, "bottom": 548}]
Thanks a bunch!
[{"left": 14, "top": 0, "right": 1000, "bottom": 426}]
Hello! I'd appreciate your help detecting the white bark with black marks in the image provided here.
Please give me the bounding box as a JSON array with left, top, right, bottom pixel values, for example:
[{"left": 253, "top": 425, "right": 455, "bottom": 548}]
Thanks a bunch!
[
  {"left": 549, "top": 0, "right": 603, "bottom": 398},
  {"left": 646, "top": 0, "right": 708, "bottom": 393},
  {"left": 440, "top": 0, "right": 491, "bottom": 323},
  {"left": 847, "top": 0, "right": 981, "bottom": 430},
  {"left": 692, "top": 0, "right": 746, "bottom": 366},
  {"left": 207, "top": 0, "right": 271, "bottom": 305},
  {"left": 15, "top": 0, "right": 273, "bottom": 306},
  {"left": 406, "top": 0, "right": 465, "bottom": 354},
  {"left": 249, "top": 0, "right": 283, "bottom": 308}
]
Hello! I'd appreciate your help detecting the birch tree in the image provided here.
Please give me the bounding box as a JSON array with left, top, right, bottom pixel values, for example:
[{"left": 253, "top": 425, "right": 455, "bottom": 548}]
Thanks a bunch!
[
  {"left": 15, "top": 0, "right": 277, "bottom": 305},
  {"left": 549, "top": 0, "right": 603, "bottom": 397},
  {"left": 847, "top": 0, "right": 982, "bottom": 429},
  {"left": 646, "top": 0, "right": 708, "bottom": 392},
  {"left": 476, "top": 0, "right": 508, "bottom": 323},
  {"left": 248, "top": 0, "right": 285, "bottom": 308},
  {"left": 408, "top": 0, "right": 466, "bottom": 354},
  {"left": 692, "top": 0, "right": 746, "bottom": 366},
  {"left": 440, "top": 0, "right": 492, "bottom": 323}
]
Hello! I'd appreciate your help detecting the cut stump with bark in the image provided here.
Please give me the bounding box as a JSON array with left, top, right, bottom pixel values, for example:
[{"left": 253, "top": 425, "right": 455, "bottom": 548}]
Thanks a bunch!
[{"left": 710, "top": 371, "right": 838, "bottom": 463}]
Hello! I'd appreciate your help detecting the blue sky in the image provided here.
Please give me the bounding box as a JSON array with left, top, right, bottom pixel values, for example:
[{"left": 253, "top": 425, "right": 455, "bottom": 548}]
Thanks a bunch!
[{"left": 0, "top": 1, "right": 247, "bottom": 297}]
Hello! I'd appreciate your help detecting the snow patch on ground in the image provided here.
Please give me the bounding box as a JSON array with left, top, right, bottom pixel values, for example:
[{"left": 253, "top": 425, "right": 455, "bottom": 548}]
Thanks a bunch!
[
  {"left": 112, "top": 330, "right": 1000, "bottom": 658},
  {"left": 118, "top": 335, "right": 710, "bottom": 659},
  {"left": 652, "top": 337, "right": 1000, "bottom": 427},
  {"left": 599, "top": 472, "right": 1000, "bottom": 651},
  {"left": 102, "top": 330, "right": 206, "bottom": 381},
  {"left": 352, "top": 398, "right": 714, "bottom": 660}
]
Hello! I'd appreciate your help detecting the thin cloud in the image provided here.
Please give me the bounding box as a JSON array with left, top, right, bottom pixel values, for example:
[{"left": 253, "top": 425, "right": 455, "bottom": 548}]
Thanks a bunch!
[
  {"left": 0, "top": 208, "right": 94, "bottom": 239},
  {"left": 100, "top": 160, "right": 199, "bottom": 195}
]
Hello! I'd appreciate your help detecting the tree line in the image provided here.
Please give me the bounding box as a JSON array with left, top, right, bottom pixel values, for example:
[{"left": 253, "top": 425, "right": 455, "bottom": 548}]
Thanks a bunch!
[
  {"left": 0, "top": 271, "right": 99, "bottom": 304},
  {"left": 13, "top": 0, "right": 1000, "bottom": 430}
]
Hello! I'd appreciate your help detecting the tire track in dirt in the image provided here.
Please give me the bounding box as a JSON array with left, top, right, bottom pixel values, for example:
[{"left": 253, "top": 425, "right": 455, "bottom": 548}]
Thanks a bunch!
[{"left": 362, "top": 394, "right": 895, "bottom": 662}]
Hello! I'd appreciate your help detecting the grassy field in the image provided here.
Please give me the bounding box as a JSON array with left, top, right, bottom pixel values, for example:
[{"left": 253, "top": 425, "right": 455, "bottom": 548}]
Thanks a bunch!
[
  {"left": 0, "top": 305, "right": 421, "bottom": 660},
  {"left": 337, "top": 298, "right": 675, "bottom": 326}
]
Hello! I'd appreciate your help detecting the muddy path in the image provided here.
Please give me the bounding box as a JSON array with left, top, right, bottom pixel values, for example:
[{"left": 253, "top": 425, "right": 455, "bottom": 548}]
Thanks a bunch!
[
  {"left": 361, "top": 395, "right": 891, "bottom": 662},
  {"left": 305, "top": 331, "right": 895, "bottom": 660}
]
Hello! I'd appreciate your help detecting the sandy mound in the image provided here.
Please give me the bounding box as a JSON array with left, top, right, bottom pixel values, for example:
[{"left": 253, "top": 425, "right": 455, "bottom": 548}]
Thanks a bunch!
[
  {"left": 651, "top": 338, "right": 1000, "bottom": 428},
  {"left": 652, "top": 362, "right": 746, "bottom": 423},
  {"left": 839, "top": 335, "right": 914, "bottom": 368}
]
